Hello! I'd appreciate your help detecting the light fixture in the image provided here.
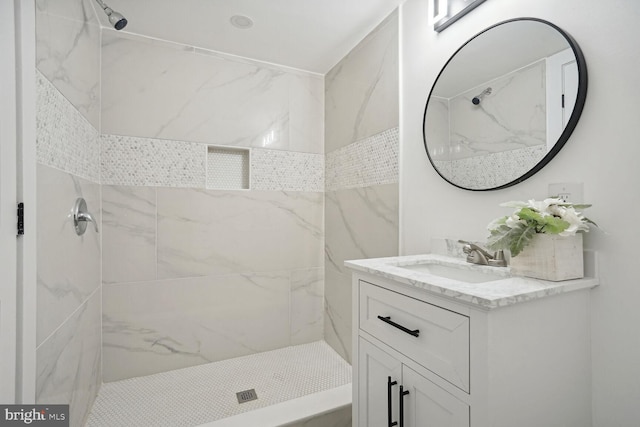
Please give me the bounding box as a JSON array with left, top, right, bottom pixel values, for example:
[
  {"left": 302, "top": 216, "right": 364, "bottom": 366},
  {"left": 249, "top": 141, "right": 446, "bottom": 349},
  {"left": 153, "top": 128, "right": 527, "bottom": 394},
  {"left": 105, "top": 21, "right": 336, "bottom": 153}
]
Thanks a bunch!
[
  {"left": 429, "top": 0, "right": 487, "bottom": 33},
  {"left": 428, "top": 0, "right": 448, "bottom": 26}
]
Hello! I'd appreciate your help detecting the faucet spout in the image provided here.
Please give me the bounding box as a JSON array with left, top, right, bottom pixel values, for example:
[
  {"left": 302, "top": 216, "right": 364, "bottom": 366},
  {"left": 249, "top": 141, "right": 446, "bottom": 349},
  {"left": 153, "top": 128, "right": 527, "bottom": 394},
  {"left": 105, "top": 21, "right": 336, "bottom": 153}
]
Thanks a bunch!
[{"left": 458, "top": 240, "right": 507, "bottom": 267}]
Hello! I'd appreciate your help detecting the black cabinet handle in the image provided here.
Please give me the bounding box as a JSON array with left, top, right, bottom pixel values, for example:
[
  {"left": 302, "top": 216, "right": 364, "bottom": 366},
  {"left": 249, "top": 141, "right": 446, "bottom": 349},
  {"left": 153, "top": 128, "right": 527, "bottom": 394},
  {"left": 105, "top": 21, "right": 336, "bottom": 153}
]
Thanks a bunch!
[
  {"left": 399, "top": 385, "right": 410, "bottom": 427},
  {"left": 378, "top": 316, "right": 420, "bottom": 337},
  {"left": 387, "top": 376, "right": 398, "bottom": 427}
]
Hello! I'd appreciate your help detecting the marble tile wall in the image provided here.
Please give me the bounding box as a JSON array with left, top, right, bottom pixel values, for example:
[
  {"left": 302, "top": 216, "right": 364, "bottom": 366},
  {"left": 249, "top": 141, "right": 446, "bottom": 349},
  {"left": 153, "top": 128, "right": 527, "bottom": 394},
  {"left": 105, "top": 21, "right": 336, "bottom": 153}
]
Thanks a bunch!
[
  {"left": 325, "top": 11, "right": 399, "bottom": 153},
  {"left": 35, "top": 0, "right": 101, "bottom": 129},
  {"left": 427, "top": 61, "right": 546, "bottom": 164},
  {"left": 100, "top": 135, "right": 325, "bottom": 192},
  {"left": 36, "top": 289, "right": 101, "bottom": 427},
  {"left": 433, "top": 145, "right": 547, "bottom": 189},
  {"left": 36, "top": 161, "right": 101, "bottom": 426},
  {"left": 447, "top": 60, "right": 546, "bottom": 160},
  {"left": 101, "top": 186, "right": 324, "bottom": 381},
  {"left": 100, "top": 134, "right": 206, "bottom": 188},
  {"left": 325, "top": 127, "right": 399, "bottom": 191},
  {"left": 98, "top": 28, "right": 327, "bottom": 380},
  {"left": 36, "top": 164, "right": 102, "bottom": 427},
  {"left": 423, "top": 97, "right": 450, "bottom": 160},
  {"left": 324, "top": 10, "right": 399, "bottom": 362},
  {"left": 36, "top": 1, "right": 102, "bottom": 424},
  {"left": 36, "top": 135, "right": 102, "bottom": 427},
  {"left": 324, "top": 186, "right": 399, "bottom": 361},
  {"left": 251, "top": 149, "right": 324, "bottom": 192},
  {"left": 36, "top": 71, "right": 100, "bottom": 182},
  {"left": 425, "top": 61, "right": 547, "bottom": 188},
  {"left": 36, "top": 165, "right": 101, "bottom": 345},
  {"left": 101, "top": 31, "right": 323, "bottom": 154}
]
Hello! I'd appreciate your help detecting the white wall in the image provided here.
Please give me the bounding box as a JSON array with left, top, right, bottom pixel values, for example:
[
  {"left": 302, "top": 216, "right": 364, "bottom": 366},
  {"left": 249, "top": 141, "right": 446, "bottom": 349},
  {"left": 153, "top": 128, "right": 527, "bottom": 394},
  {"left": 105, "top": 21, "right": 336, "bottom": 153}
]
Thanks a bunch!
[{"left": 400, "top": 0, "right": 640, "bottom": 425}]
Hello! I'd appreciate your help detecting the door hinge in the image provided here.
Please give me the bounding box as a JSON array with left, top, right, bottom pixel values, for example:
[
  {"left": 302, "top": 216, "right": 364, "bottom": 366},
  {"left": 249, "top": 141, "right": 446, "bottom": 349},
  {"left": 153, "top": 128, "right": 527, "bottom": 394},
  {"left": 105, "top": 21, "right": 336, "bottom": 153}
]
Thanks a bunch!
[
  {"left": 17, "top": 202, "right": 24, "bottom": 235},
  {"left": 562, "top": 94, "right": 565, "bottom": 108}
]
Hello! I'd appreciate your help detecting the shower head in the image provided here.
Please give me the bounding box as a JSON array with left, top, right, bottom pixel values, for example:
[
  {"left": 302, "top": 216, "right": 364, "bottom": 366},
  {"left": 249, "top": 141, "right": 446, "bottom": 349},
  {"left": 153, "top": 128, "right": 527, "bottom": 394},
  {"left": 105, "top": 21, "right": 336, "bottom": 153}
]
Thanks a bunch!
[
  {"left": 94, "top": 0, "right": 128, "bottom": 30},
  {"left": 472, "top": 87, "right": 492, "bottom": 105}
]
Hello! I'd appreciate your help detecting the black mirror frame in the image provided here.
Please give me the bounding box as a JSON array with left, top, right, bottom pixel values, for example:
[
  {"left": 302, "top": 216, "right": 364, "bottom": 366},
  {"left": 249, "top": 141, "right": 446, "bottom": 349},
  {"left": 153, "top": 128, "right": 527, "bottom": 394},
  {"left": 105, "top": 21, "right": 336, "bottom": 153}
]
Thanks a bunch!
[{"left": 422, "top": 17, "right": 588, "bottom": 191}]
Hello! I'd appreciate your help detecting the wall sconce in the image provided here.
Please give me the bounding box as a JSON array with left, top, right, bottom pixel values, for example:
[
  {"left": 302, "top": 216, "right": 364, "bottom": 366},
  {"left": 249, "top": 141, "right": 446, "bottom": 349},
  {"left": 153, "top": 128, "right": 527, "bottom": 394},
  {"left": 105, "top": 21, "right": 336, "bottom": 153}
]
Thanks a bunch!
[{"left": 429, "top": 0, "right": 487, "bottom": 32}]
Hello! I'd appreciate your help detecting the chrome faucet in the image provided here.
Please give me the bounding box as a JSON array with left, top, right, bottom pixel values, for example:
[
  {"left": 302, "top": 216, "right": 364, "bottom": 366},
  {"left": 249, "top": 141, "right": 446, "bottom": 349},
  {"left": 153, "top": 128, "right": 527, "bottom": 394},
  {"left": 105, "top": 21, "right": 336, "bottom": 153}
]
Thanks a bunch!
[{"left": 458, "top": 240, "right": 507, "bottom": 267}]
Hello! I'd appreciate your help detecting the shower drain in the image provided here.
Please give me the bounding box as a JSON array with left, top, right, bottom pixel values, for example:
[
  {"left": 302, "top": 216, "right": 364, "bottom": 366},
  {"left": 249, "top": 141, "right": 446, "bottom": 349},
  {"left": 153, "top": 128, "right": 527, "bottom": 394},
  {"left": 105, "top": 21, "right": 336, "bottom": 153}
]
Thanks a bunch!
[{"left": 236, "top": 388, "right": 258, "bottom": 404}]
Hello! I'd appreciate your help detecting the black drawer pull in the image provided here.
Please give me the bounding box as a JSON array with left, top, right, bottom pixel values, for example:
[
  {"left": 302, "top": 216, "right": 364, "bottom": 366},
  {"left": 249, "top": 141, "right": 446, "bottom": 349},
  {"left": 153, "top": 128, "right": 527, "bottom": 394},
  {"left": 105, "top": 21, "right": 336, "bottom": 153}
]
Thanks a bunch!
[{"left": 377, "top": 316, "right": 420, "bottom": 337}]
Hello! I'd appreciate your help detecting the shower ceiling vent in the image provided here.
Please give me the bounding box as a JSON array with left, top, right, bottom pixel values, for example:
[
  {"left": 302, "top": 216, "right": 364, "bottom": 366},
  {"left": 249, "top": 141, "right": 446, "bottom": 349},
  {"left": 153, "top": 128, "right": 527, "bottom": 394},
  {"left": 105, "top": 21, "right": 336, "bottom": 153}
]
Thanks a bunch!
[{"left": 236, "top": 389, "right": 258, "bottom": 404}]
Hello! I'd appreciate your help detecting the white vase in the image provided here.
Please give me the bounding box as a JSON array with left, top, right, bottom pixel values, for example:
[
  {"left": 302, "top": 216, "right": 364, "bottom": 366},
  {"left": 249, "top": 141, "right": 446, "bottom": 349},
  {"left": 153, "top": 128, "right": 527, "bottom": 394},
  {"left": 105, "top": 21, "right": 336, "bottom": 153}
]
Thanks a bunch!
[{"left": 509, "top": 233, "right": 584, "bottom": 281}]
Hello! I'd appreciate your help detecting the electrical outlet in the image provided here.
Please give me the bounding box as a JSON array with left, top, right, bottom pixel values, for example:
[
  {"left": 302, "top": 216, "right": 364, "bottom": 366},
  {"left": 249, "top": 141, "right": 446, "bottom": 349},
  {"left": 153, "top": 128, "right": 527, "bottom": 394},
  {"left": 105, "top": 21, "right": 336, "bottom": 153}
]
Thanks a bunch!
[{"left": 548, "top": 183, "right": 583, "bottom": 203}]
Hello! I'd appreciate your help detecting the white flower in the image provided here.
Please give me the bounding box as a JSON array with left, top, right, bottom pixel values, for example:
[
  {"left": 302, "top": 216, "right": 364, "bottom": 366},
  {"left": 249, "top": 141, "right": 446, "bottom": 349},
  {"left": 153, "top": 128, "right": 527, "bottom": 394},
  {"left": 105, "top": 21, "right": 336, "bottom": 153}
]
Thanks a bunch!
[
  {"left": 526, "top": 199, "right": 549, "bottom": 213},
  {"left": 558, "top": 207, "right": 590, "bottom": 236},
  {"left": 547, "top": 204, "right": 566, "bottom": 218},
  {"left": 487, "top": 198, "right": 596, "bottom": 256},
  {"left": 505, "top": 213, "right": 525, "bottom": 228}
]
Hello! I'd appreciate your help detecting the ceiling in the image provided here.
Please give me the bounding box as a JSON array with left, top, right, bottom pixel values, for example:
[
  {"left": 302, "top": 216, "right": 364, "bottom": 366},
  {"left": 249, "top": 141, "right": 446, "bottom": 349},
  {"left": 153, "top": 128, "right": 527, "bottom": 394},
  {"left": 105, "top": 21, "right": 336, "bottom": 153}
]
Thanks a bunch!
[{"left": 91, "top": 0, "right": 402, "bottom": 74}]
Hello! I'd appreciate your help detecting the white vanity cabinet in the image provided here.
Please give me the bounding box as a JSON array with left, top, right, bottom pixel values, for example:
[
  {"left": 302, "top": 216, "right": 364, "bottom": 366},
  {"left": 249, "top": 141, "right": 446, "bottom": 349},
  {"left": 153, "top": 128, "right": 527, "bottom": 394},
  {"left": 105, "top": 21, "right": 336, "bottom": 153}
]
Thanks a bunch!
[
  {"left": 349, "top": 259, "right": 597, "bottom": 427},
  {"left": 358, "top": 337, "right": 469, "bottom": 427}
]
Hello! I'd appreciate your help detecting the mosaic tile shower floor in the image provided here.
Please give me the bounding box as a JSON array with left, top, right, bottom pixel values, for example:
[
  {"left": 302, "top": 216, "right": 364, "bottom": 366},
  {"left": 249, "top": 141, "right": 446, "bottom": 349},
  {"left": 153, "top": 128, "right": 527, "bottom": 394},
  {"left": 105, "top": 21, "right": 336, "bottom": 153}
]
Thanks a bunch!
[{"left": 86, "top": 341, "right": 351, "bottom": 427}]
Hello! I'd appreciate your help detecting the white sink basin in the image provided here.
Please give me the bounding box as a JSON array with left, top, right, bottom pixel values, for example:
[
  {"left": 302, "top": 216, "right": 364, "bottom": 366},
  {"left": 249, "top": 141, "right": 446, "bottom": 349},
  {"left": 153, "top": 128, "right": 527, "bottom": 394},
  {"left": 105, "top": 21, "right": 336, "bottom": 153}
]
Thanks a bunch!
[{"left": 397, "top": 262, "right": 507, "bottom": 283}]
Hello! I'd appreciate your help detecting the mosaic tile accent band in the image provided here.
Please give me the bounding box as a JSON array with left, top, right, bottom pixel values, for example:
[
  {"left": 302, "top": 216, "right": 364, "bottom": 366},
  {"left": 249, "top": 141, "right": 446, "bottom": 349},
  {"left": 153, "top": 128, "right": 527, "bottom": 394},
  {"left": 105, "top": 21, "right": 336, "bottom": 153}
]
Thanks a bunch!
[
  {"left": 325, "top": 127, "right": 399, "bottom": 191},
  {"left": 251, "top": 149, "right": 324, "bottom": 192},
  {"left": 36, "top": 71, "right": 100, "bottom": 183},
  {"left": 101, "top": 134, "right": 207, "bottom": 188},
  {"left": 432, "top": 145, "right": 547, "bottom": 190},
  {"left": 101, "top": 135, "right": 324, "bottom": 192}
]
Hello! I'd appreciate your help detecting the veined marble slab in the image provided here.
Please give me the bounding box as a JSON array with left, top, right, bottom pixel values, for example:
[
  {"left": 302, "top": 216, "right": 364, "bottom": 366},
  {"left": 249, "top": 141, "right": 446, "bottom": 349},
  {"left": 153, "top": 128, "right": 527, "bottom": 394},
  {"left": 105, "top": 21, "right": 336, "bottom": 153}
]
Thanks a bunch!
[
  {"left": 36, "top": 0, "right": 100, "bottom": 129},
  {"left": 345, "top": 253, "right": 599, "bottom": 309},
  {"left": 325, "top": 11, "right": 399, "bottom": 152},
  {"left": 101, "top": 31, "right": 323, "bottom": 154}
]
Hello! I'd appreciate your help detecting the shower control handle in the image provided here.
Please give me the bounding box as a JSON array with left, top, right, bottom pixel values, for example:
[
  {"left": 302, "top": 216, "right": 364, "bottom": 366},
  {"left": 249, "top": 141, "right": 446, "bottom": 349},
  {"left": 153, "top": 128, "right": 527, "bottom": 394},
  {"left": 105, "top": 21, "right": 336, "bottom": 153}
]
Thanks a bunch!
[{"left": 73, "top": 198, "right": 98, "bottom": 235}]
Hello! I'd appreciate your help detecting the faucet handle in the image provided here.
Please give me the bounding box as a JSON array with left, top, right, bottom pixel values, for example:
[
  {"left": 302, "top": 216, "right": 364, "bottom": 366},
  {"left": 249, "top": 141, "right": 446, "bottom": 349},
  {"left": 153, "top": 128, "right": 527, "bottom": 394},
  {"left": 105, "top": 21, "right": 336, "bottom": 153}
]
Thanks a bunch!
[
  {"left": 488, "top": 250, "right": 507, "bottom": 267},
  {"left": 458, "top": 240, "right": 493, "bottom": 259},
  {"left": 72, "top": 198, "right": 99, "bottom": 236}
]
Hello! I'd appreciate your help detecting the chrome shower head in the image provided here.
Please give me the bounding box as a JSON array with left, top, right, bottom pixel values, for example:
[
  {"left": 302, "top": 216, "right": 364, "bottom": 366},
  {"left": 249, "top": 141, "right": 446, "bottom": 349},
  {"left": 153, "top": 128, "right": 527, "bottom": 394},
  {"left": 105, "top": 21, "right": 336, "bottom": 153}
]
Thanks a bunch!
[
  {"left": 472, "top": 87, "right": 492, "bottom": 105},
  {"left": 94, "top": 0, "right": 128, "bottom": 30}
]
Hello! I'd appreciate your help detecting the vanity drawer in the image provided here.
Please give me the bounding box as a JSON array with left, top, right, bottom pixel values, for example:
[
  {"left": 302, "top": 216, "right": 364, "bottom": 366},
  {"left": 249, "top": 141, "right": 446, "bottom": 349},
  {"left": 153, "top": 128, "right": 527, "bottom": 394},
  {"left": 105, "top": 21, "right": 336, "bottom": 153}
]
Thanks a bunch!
[{"left": 359, "top": 280, "right": 470, "bottom": 392}]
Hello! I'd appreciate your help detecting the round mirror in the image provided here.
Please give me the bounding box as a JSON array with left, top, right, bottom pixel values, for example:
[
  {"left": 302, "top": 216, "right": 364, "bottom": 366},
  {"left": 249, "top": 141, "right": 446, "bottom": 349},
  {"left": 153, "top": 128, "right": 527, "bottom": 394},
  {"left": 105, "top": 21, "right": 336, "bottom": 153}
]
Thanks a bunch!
[{"left": 423, "top": 18, "right": 587, "bottom": 190}]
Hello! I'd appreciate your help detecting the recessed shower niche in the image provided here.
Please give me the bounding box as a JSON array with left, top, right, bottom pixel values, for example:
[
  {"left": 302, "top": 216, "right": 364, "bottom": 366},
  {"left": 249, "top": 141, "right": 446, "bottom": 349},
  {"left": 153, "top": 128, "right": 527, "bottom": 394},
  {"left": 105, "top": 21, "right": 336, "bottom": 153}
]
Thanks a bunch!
[{"left": 206, "top": 146, "right": 250, "bottom": 190}]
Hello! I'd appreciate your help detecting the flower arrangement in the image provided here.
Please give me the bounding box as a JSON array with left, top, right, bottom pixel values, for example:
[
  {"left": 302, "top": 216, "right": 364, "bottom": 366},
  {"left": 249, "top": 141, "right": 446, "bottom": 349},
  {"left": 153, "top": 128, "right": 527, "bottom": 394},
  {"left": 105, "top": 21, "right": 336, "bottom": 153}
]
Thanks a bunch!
[{"left": 487, "top": 198, "right": 596, "bottom": 257}]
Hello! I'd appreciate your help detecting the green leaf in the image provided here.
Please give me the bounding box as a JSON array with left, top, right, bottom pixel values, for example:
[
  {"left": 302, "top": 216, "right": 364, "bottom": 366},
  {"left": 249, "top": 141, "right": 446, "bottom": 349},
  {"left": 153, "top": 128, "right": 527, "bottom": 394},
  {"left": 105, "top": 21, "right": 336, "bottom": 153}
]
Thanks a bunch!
[
  {"left": 507, "top": 223, "right": 537, "bottom": 257},
  {"left": 517, "top": 207, "right": 544, "bottom": 224},
  {"left": 486, "top": 224, "right": 514, "bottom": 251},
  {"left": 540, "top": 216, "right": 570, "bottom": 234},
  {"left": 487, "top": 222, "right": 536, "bottom": 257}
]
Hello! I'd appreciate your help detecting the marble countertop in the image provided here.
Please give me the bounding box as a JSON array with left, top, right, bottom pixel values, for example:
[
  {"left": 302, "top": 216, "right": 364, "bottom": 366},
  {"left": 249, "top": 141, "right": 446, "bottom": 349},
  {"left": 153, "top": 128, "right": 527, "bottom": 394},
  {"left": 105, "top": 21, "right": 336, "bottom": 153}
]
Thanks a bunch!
[{"left": 344, "top": 254, "right": 599, "bottom": 309}]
